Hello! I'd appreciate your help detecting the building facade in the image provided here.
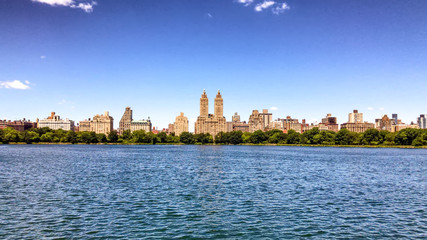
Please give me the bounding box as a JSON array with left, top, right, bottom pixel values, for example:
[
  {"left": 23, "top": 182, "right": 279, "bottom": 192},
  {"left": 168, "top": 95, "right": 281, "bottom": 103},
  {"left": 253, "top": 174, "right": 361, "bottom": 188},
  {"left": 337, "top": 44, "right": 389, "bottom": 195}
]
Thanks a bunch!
[
  {"left": 79, "top": 111, "right": 114, "bottom": 134},
  {"left": 173, "top": 112, "right": 189, "bottom": 136},
  {"left": 418, "top": 114, "right": 427, "bottom": 129},
  {"left": 194, "top": 90, "right": 226, "bottom": 137},
  {"left": 119, "top": 107, "right": 133, "bottom": 134},
  {"left": 260, "top": 109, "right": 273, "bottom": 129},
  {"left": 349, "top": 110, "right": 363, "bottom": 123},
  {"left": 0, "top": 119, "right": 37, "bottom": 131},
  {"left": 130, "top": 119, "right": 152, "bottom": 132},
  {"left": 38, "top": 112, "right": 74, "bottom": 131},
  {"left": 248, "top": 110, "right": 264, "bottom": 132}
]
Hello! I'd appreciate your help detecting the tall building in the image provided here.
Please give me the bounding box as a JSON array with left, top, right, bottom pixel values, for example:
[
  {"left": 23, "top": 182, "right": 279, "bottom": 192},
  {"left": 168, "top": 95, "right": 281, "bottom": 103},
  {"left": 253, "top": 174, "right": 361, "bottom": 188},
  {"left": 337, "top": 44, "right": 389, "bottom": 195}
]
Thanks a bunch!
[
  {"left": 248, "top": 110, "right": 264, "bottom": 132},
  {"left": 232, "top": 112, "right": 240, "bottom": 122},
  {"left": 79, "top": 111, "right": 114, "bottom": 134},
  {"left": 38, "top": 112, "right": 74, "bottom": 131},
  {"left": 392, "top": 114, "right": 398, "bottom": 125},
  {"left": 418, "top": 114, "right": 427, "bottom": 129},
  {"left": 227, "top": 112, "right": 249, "bottom": 132},
  {"left": 119, "top": 107, "right": 133, "bottom": 134},
  {"left": 341, "top": 110, "right": 374, "bottom": 133},
  {"left": 318, "top": 113, "right": 339, "bottom": 132},
  {"left": 377, "top": 115, "right": 392, "bottom": 131},
  {"left": 194, "top": 90, "right": 226, "bottom": 137},
  {"left": 173, "top": 112, "right": 189, "bottom": 136},
  {"left": 118, "top": 106, "right": 152, "bottom": 134},
  {"left": 349, "top": 110, "right": 363, "bottom": 123},
  {"left": 260, "top": 109, "right": 272, "bottom": 129}
]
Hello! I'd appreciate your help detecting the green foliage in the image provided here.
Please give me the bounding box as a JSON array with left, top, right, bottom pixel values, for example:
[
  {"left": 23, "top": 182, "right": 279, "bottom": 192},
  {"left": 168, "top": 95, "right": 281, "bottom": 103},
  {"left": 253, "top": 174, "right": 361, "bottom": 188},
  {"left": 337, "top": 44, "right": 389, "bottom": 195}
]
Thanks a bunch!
[
  {"left": 179, "top": 132, "right": 195, "bottom": 144},
  {"left": 108, "top": 130, "right": 119, "bottom": 143},
  {"left": 286, "top": 130, "right": 301, "bottom": 144},
  {"left": 250, "top": 130, "right": 267, "bottom": 144},
  {"left": 1, "top": 126, "right": 426, "bottom": 147}
]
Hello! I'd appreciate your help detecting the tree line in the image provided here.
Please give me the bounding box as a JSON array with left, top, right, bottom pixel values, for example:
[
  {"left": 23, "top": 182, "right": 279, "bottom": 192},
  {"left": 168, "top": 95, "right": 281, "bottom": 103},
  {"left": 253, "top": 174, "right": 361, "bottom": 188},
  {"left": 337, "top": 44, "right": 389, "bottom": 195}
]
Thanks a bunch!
[{"left": 1, "top": 127, "right": 427, "bottom": 146}]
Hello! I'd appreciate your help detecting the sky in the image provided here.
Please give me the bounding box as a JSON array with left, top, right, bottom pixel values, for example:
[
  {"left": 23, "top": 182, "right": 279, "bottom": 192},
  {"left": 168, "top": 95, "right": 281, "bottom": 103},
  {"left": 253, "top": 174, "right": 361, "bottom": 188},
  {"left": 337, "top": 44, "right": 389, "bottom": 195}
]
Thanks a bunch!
[{"left": 1, "top": 0, "right": 427, "bottom": 131}]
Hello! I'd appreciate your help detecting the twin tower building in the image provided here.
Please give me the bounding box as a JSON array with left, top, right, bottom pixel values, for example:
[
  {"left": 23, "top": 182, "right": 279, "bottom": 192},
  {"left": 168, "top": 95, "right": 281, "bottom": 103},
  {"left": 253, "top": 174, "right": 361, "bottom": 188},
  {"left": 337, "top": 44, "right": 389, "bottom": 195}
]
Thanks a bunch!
[
  {"left": 118, "top": 90, "right": 225, "bottom": 137},
  {"left": 194, "top": 90, "right": 226, "bottom": 137}
]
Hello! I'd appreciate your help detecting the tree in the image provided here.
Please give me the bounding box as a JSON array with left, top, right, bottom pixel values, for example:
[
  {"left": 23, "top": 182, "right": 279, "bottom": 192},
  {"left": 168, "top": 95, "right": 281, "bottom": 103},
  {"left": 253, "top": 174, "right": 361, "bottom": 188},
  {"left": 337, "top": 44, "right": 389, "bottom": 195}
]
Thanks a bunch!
[
  {"left": 20, "top": 131, "right": 40, "bottom": 144},
  {"left": 131, "top": 130, "right": 147, "bottom": 143},
  {"left": 215, "top": 132, "right": 229, "bottom": 144},
  {"left": 157, "top": 132, "right": 168, "bottom": 143},
  {"left": 122, "top": 130, "right": 132, "bottom": 141},
  {"left": 40, "top": 132, "right": 54, "bottom": 142},
  {"left": 179, "top": 132, "right": 195, "bottom": 144},
  {"left": 361, "top": 129, "right": 380, "bottom": 145},
  {"left": 268, "top": 132, "right": 286, "bottom": 144},
  {"left": 228, "top": 131, "right": 243, "bottom": 145},
  {"left": 286, "top": 130, "right": 301, "bottom": 144},
  {"left": 301, "top": 127, "right": 320, "bottom": 144},
  {"left": 3, "top": 128, "right": 20, "bottom": 143},
  {"left": 97, "top": 133, "right": 107, "bottom": 143},
  {"left": 65, "top": 131, "right": 78, "bottom": 144},
  {"left": 250, "top": 130, "right": 267, "bottom": 144},
  {"left": 108, "top": 130, "right": 119, "bottom": 143},
  {"left": 242, "top": 132, "right": 251, "bottom": 143}
]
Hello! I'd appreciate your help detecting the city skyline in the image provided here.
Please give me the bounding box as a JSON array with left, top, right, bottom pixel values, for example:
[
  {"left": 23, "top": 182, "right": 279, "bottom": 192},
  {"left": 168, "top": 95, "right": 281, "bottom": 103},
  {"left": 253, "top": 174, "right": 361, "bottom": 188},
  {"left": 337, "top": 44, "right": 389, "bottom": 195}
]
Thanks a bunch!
[
  {"left": 1, "top": 0, "right": 427, "bottom": 130},
  {"left": 1, "top": 88, "right": 425, "bottom": 134}
]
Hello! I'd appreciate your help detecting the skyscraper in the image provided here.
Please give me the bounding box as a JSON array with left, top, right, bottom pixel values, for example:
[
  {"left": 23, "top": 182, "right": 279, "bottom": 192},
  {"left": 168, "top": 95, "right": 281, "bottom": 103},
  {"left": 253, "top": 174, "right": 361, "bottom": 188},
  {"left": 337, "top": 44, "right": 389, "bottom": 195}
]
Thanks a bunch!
[
  {"left": 119, "top": 107, "right": 133, "bottom": 134},
  {"left": 173, "top": 112, "right": 189, "bottom": 136},
  {"left": 348, "top": 110, "right": 363, "bottom": 123},
  {"left": 195, "top": 90, "right": 226, "bottom": 137},
  {"left": 418, "top": 114, "right": 427, "bottom": 129}
]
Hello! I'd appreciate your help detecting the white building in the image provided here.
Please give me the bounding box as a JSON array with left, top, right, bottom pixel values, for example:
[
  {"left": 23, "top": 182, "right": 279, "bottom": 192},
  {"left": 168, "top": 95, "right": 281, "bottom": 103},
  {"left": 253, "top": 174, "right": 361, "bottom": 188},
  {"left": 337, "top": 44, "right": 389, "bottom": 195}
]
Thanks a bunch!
[
  {"left": 130, "top": 118, "right": 152, "bottom": 132},
  {"left": 38, "top": 112, "right": 74, "bottom": 131}
]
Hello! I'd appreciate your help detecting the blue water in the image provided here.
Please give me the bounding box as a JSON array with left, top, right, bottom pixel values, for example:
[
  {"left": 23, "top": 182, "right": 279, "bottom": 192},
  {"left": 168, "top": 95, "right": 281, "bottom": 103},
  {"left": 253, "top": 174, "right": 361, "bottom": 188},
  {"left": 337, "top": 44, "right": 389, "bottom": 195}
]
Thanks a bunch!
[{"left": 0, "top": 145, "right": 426, "bottom": 239}]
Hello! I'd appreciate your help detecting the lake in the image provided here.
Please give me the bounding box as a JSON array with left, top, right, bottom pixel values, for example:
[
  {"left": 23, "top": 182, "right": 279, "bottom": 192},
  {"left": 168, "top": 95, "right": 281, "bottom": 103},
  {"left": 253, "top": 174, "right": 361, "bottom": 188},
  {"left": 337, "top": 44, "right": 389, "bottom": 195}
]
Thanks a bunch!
[{"left": 0, "top": 145, "right": 426, "bottom": 239}]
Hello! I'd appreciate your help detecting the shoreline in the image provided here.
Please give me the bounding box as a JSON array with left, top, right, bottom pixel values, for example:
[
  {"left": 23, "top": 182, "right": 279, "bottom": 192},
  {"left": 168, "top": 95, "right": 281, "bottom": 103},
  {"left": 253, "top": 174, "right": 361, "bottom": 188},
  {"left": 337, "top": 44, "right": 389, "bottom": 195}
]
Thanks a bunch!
[{"left": 3, "top": 142, "right": 427, "bottom": 149}]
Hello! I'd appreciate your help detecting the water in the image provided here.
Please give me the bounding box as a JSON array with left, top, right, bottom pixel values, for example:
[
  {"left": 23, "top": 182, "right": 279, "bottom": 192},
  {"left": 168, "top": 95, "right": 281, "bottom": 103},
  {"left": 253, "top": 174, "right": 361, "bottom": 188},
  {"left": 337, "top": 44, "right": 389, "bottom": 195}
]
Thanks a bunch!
[{"left": 0, "top": 145, "right": 426, "bottom": 239}]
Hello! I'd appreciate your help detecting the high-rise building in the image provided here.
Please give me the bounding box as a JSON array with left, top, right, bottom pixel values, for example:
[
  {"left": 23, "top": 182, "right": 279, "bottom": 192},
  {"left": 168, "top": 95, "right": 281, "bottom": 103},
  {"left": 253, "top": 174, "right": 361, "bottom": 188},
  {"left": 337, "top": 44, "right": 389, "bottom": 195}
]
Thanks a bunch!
[
  {"left": 378, "top": 115, "right": 392, "bottom": 131},
  {"left": 319, "top": 113, "right": 339, "bottom": 132},
  {"left": 260, "top": 109, "right": 272, "bottom": 129},
  {"left": 341, "top": 110, "right": 374, "bottom": 133},
  {"left": 349, "top": 110, "right": 363, "bottom": 123},
  {"left": 38, "top": 112, "right": 74, "bottom": 131},
  {"left": 118, "top": 106, "right": 152, "bottom": 134},
  {"left": 392, "top": 114, "right": 398, "bottom": 125},
  {"left": 418, "top": 114, "right": 427, "bottom": 129},
  {"left": 232, "top": 112, "right": 240, "bottom": 122},
  {"left": 194, "top": 90, "right": 226, "bottom": 137},
  {"left": 79, "top": 111, "right": 114, "bottom": 134},
  {"left": 248, "top": 110, "right": 264, "bottom": 132},
  {"left": 119, "top": 107, "right": 133, "bottom": 134},
  {"left": 173, "top": 112, "right": 189, "bottom": 136}
]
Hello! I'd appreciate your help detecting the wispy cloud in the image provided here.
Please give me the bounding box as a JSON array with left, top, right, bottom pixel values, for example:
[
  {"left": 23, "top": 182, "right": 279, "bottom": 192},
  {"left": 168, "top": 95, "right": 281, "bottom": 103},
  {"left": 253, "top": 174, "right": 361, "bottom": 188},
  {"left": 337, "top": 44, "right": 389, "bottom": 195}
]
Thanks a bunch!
[
  {"left": 368, "top": 107, "right": 374, "bottom": 111},
  {"left": 255, "top": 1, "right": 275, "bottom": 12},
  {"left": 32, "top": 0, "right": 97, "bottom": 13},
  {"left": 237, "top": 0, "right": 254, "bottom": 7},
  {"left": 40, "top": 55, "right": 46, "bottom": 59},
  {"left": 272, "top": 2, "right": 290, "bottom": 14},
  {"left": 270, "top": 106, "right": 278, "bottom": 111},
  {"left": 237, "top": 0, "right": 290, "bottom": 14},
  {"left": 206, "top": 13, "right": 213, "bottom": 19},
  {"left": 0, "top": 80, "right": 31, "bottom": 90}
]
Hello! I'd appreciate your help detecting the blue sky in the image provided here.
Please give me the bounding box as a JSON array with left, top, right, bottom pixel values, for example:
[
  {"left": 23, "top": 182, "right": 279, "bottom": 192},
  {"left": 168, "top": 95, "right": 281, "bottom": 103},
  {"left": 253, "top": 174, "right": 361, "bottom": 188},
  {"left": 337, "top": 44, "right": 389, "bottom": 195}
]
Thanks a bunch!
[{"left": 1, "top": 0, "right": 426, "bottom": 131}]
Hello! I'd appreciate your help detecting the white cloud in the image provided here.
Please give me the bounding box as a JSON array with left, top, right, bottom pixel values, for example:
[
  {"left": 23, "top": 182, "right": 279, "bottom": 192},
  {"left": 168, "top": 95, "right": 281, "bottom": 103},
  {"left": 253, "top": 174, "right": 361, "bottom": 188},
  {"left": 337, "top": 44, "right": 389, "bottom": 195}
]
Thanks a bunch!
[
  {"left": 272, "top": 2, "right": 290, "bottom": 14},
  {"left": 207, "top": 13, "right": 213, "bottom": 18},
  {"left": 40, "top": 55, "right": 46, "bottom": 59},
  {"left": 32, "top": 0, "right": 97, "bottom": 13},
  {"left": 379, "top": 107, "right": 385, "bottom": 111},
  {"left": 368, "top": 107, "right": 374, "bottom": 111},
  {"left": 0, "top": 80, "right": 31, "bottom": 90},
  {"left": 237, "top": 0, "right": 254, "bottom": 6},
  {"left": 254, "top": 1, "right": 275, "bottom": 12},
  {"left": 270, "top": 106, "right": 278, "bottom": 111}
]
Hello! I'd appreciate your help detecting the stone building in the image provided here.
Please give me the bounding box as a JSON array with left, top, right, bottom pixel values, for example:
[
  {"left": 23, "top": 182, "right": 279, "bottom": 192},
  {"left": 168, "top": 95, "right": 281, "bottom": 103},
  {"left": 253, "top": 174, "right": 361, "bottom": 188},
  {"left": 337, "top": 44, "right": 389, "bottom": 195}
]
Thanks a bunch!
[
  {"left": 417, "top": 114, "right": 426, "bottom": 129},
  {"left": 349, "top": 110, "right": 363, "bottom": 123},
  {"left": 194, "top": 90, "right": 226, "bottom": 137},
  {"left": 38, "top": 112, "right": 74, "bottom": 131},
  {"left": 376, "top": 115, "right": 393, "bottom": 131},
  {"left": 173, "top": 112, "right": 189, "bottom": 136},
  {"left": 0, "top": 119, "right": 37, "bottom": 131},
  {"left": 130, "top": 119, "right": 152, "bottom": 132},
  {"left": 79, "top": 111, "right": 114, "bottom": 134},
  {"left": 227, "top": 112, "right": 250, "bottom": 132},
  {"left": 119, "top": 107, "right": 133, "bottom": 134},
  {"left": 260, "top": 109, "right": 273, "bottom": 129},
  {"left": 118, "top": 106, "right": 152, "bottom": 133},
  {"left": 248, "top": 110, "right": 264, "bottom": 132},
  {"left": 319, "top": 113, "right": 339, "bottom": 132}
]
